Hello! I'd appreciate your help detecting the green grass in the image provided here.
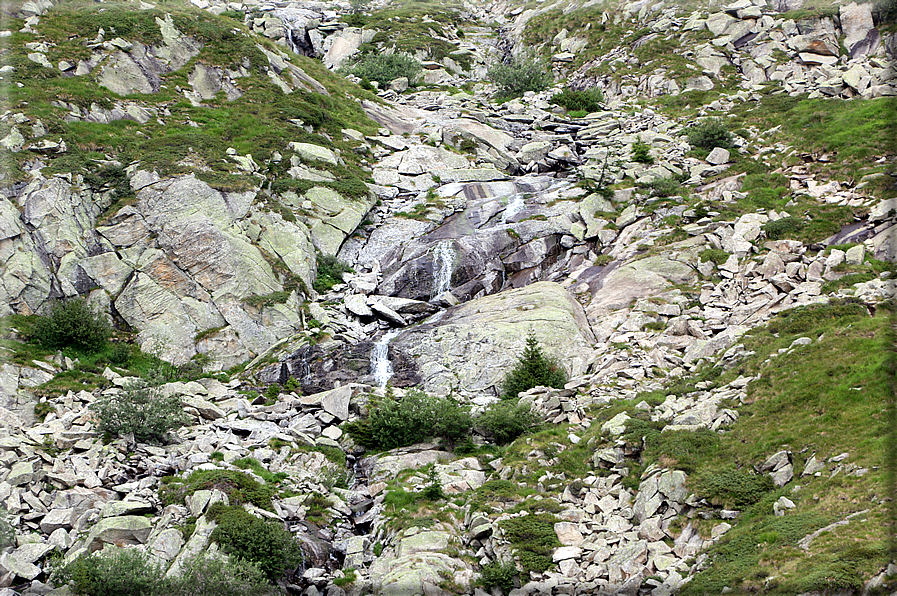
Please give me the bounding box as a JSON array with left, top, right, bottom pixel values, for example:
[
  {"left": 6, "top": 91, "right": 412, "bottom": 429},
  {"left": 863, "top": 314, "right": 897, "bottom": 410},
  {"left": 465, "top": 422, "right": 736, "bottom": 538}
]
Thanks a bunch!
[
  {"left": 673, "top": 301, "right": 895, "bottom": 592},
  {"left": 6, "top": 2, "right": 378, "bottom": 192}
]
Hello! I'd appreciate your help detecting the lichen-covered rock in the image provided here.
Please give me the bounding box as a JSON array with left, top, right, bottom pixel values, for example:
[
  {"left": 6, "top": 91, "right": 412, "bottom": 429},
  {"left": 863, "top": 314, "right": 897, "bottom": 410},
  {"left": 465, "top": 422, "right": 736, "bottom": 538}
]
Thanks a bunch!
[{"left": 391, "top": 281, "right": 595, "bottom": 395}]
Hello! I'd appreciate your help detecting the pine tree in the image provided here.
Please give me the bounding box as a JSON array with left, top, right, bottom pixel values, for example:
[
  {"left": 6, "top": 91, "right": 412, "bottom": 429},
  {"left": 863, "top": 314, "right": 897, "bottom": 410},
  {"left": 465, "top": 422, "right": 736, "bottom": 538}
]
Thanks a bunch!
[{"left": 500, "top": 332, "right": 568, "bottom": 399}]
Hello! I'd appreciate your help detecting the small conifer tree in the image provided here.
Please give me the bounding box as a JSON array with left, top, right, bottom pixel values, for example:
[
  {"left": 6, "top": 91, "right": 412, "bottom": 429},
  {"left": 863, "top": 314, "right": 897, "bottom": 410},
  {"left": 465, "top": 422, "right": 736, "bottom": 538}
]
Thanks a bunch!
[{"left": 500, "top": 332, "right": 568, "bottom": 400}]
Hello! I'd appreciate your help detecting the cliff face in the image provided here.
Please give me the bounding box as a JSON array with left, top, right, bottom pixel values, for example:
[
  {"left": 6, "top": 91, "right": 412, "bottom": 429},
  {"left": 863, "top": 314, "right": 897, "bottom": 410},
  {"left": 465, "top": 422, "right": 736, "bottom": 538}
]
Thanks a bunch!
[{"left": 0, "top": 0, "right": 895, "bottom": 594}]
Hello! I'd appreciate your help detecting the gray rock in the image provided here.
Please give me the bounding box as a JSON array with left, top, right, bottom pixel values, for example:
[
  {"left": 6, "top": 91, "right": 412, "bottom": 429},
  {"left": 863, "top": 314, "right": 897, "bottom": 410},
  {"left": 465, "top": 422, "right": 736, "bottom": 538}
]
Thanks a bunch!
[
  {"left": 85, "top": 516, "right": 153, "bottom": 551},
  {"left": 706, "top": 147, "right": 731, "bottom": 165}
]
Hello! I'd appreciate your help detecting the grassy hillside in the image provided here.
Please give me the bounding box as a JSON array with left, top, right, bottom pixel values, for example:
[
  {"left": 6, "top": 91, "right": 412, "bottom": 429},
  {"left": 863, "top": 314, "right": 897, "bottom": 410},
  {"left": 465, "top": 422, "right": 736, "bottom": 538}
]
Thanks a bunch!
[{"left": 1, "top": 0, "right": 378, "bottom": 191}]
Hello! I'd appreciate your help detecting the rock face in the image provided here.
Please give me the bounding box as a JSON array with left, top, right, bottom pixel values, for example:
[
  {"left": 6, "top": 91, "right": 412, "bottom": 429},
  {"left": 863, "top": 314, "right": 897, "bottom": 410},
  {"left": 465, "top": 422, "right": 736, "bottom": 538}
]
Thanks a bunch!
[
  {"left": 2, "top": 0, "right": 896, "bottom": 594},
  {"left": 391, "top": 281, "right": 595, "bottom": 395}
]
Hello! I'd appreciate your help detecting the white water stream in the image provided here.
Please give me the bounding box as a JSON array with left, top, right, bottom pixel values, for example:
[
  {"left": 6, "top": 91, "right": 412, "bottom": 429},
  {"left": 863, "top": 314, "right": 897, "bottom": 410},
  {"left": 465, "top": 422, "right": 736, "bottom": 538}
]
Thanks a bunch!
[
  {"left": 432, "top": 240, "right": 455, "bottom": 297},
  {"left": 501, "top": 193, "right": 525, "bottom": 223},
  {"left": 370, "top": 329, "right": 400, "bottom": 387}
]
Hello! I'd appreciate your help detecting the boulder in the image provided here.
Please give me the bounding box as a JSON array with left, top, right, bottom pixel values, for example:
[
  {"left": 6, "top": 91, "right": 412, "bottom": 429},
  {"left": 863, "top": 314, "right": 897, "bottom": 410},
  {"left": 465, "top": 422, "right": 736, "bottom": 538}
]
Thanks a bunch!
[
  {"left": 391, "top": 282, "right": 595, "bottom": 395},
  {"left": 85, "top": 516, "right": 153, "bottom": 551}
]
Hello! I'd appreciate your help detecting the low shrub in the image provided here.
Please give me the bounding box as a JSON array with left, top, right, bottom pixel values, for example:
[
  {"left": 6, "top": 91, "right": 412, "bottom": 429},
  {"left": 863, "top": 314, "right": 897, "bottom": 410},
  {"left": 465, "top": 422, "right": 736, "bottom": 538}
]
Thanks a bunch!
[
  {"left": 31, "top": 298, "right": 111, "bottom": 354},
  {"left": 762, "top": 216, "right": 804, "bottom": 240},
  {"left": 699, "top": 248, "right": 729, "bottom": 265},
  {"left": 642, "top": 429, "right": 720, "bottom": 473},
  {"left": 90, "top": 383, "right": 191, "bottom": 443},
  {"left": 477, "top": 400, "right": 540, "bottom": 445},
  {"left": 50, "top": 548, "right": 275, "bottom": 596},
  {"left": 686, "top": 118, "right": 734, "bottom": 151},
  {"left": 349, "top": 53, "right": 422, "bottom": 87},
  {"left": 50, "top": 548, "right": 161, "bottom": 596},
  {"left": 159, "top": 469, "right": 275, "bottom": 510},
  {"left": 631, "top": 140, "right": 654, "bottom": 164},
  {"left": 487, "top": 57, "right": 552, "bottom": 97},
  {"left": 765, "top": 300, "right": 868, "bottom": 335},
  {"left": 343, "top": 389, "right": 473, "bottom": 450},
  {"left": 641, "top": 177, "right": 681, "bottom": 197},
  {"left": 501, "top": 333, "right": 568, "bottom": 399},
  {"left": 498, "top": 512, "right": 561, "bottom": 573},
  {"left": 478, "top": 561, "right": 517, "bottom": 594},
  {"left": 695, "top": 467, "right": 774, "bottom": 508},
  {"left": 313, "top": 254, "right": 354, "bottom": 293},
  {"left": 207, "top": 504, "right": 303, "bottom": 581},
  {"left": 550, "top": 87, "right": 603, "bottom": 113}
]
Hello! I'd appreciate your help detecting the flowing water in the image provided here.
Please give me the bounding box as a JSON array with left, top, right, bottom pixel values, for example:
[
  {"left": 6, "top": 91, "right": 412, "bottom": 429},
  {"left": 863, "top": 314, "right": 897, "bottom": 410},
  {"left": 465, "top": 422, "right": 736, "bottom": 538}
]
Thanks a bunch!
[
  {"left": 370, "top": 329, "right": 400, "bottom": 387},
  {"left": 501, "top": 193, "right": 525, "bottom": 223},
  {"left": 432, "top": 240, "right": 455, "bottom": 297}
]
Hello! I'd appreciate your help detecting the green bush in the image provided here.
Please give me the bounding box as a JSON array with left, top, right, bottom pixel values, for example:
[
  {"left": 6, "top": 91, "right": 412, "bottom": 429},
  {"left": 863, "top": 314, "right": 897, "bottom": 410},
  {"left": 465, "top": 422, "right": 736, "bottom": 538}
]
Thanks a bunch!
[
  {"left": 487, "top": 57, "right": 552, "bottom": 97},
  {"left": 695, "top": 468, "right": 774, "bottom": 508},
  {"left": 50, "top": 549, "right": 275, "bottom": 596},
  {"left": 313, "top": 254, "right": 354, "bottom": 293},
  {"left": 686, "top": 118, "right": 734, "bottom": 151},
  {"left": 50, "top": 548, "right": 163, "bottom": 596},
  {"left": 344, "top": 389, "right": 473, "bottom": 450},
  {"left": 171, "top": 555, "right": 275, "bottom": 596},
  {"left": 477, "top": 561, "right": 517, "bottom": 594},
  {"left": 699, "top": 248, "right": 729, "bottom": 265},
  {"left": 641, "top": 177, "right": 681, "bottom": 197},
  {"left": 90, "top": 382, "right": 191, "bottom": 443},
  {"left": 762, "top": 216, "right": 804, "bottom": 240},
  {"left": 31, "top": 298, "right": 111, "bottom": 353},
  {"left": 631, "top": 140, "right": 654, "bottom": 164},
  {"left": 765, "top": 300, "right": 867, "bottom": 335},
  {"left": 349, "top": 53, "right": 422, "bottom": 87},
  {"left": 160, "top": 469, "right": 276, "bottom": 510},
  {"left": 477, "top": 400, "right": 540, "bottom": 445},
  {"left": 501, "top": 333, "right": 568, "bottom": 399},
  {"left": 208, "top": 504, "right": 303, "bottom": 581},
  {"left": 550, "top": 87, "right": 603, "bottom": 113},
  {"left": 498, "top": 512, "right": 561, "bottom": 573},
  {"left": 873, "top": 0, "right": 897, "bottom": 25},
  {"left": 642, "top": 429, "right": 720, "bottom": 473}
]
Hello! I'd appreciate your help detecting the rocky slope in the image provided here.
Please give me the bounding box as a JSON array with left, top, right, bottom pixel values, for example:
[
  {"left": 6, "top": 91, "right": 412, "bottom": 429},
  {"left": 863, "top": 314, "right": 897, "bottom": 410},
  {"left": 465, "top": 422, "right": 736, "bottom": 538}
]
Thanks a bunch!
[{"left": 0, "top": 0, "right": 895, "bottom": 594}]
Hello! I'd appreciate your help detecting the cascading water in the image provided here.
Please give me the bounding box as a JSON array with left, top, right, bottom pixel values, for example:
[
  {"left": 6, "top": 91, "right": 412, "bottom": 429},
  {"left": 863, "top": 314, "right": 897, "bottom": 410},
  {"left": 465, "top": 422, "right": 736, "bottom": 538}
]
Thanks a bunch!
[
  {"left": 502, "top": 193, "right": 525, "bottom": 223},
  {"left": 432, "top": 240, "right": 455, "bottom": 297},
  {"left": 371, "top": 329, "right": 400, "bottom": 387}
]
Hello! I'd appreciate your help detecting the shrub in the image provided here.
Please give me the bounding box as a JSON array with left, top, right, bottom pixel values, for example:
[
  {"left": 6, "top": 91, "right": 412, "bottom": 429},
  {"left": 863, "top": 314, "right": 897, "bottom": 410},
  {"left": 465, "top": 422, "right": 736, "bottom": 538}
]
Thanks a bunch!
[
  {"left": 873, "top": 0, "right": 897, "bottom": 25},
  {"left": 686, "top": 118, "right": 734, "bottom": 151},
  {"left": 31, "top": 298, "right": 111, "bottom": 353},
  {"left": 208, "top": 505, "right": 303, "bottom": 581},
  {"left": 313, "top": 254, "right": 354, "bottom": 293},
  {"left": 477, "top": 400, "right": 540, "bottom": 445},
  {"left": 159, "top": 469, "right": 276, "bottom": 510},
  {"left": 695, "top": 468, "right": 774, "bottom": 508},
  {"left": 349, "top": 53, "right": 422, "bottom": 87},
  {"left": 550, "top": 87, "right": 603, "bottom": 113},
  {"left": 501, "top": 333, "right": 568, "bottom": 399},
  {"left": 478, "top": 561, "right": 517, "bottom": 593},
  {"left": 170, "top": 555, "right": 275, "bottom": 596},
  {"left": 498, "top": 513, "right": 561, "bottom": 573},
  {"left": 343, "top": 389, "right": 473, "bottom": 450},
  {"left": 631, "top": 140, "right": 654, "bottom": 164},
  {"left": 50, "top": 549, "right": 275, "bottom": 596},
  {"left": 643, "top": 429, "right": 720, "bottom": 473},
  {"left": 641, "top": 177, "right": 681, "bottom": 197},
  {"left": 90, "top": 382, "right": 191, "bottom": 443},
  {"left": 487, "top": 57, "right": 552, "bottom": 97},
  {"left": 699, "top": 248, "right": 729, "bottom": 265},
  {"left": 762, "top": 216, "right": 804, "bottom": 240},
  {"left": 420, "top": 467, "right": 444, "bottom": 501},
  {"left": 50, "top": 548, "right": 162, "bottom": 596}
]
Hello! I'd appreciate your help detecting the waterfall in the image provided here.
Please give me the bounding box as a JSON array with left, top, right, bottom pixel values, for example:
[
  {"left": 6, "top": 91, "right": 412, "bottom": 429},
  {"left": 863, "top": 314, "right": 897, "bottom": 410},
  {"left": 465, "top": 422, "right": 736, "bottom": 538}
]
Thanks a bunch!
[
  {"left": 502, "top": 193, "right": 525, "bottom": 223},
  {"left": 371, "top": 329, "right": 400, "bottom": 388},
  {"left": 432, "top": 240, "right": 455, "bottom": 297}
]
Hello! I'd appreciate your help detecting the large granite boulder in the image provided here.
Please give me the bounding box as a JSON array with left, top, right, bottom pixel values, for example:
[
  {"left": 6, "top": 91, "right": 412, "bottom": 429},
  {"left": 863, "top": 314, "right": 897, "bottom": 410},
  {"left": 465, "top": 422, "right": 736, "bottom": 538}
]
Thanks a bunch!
[{"left": 391, "top": 281, "right": 595, "bottom": 395}]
